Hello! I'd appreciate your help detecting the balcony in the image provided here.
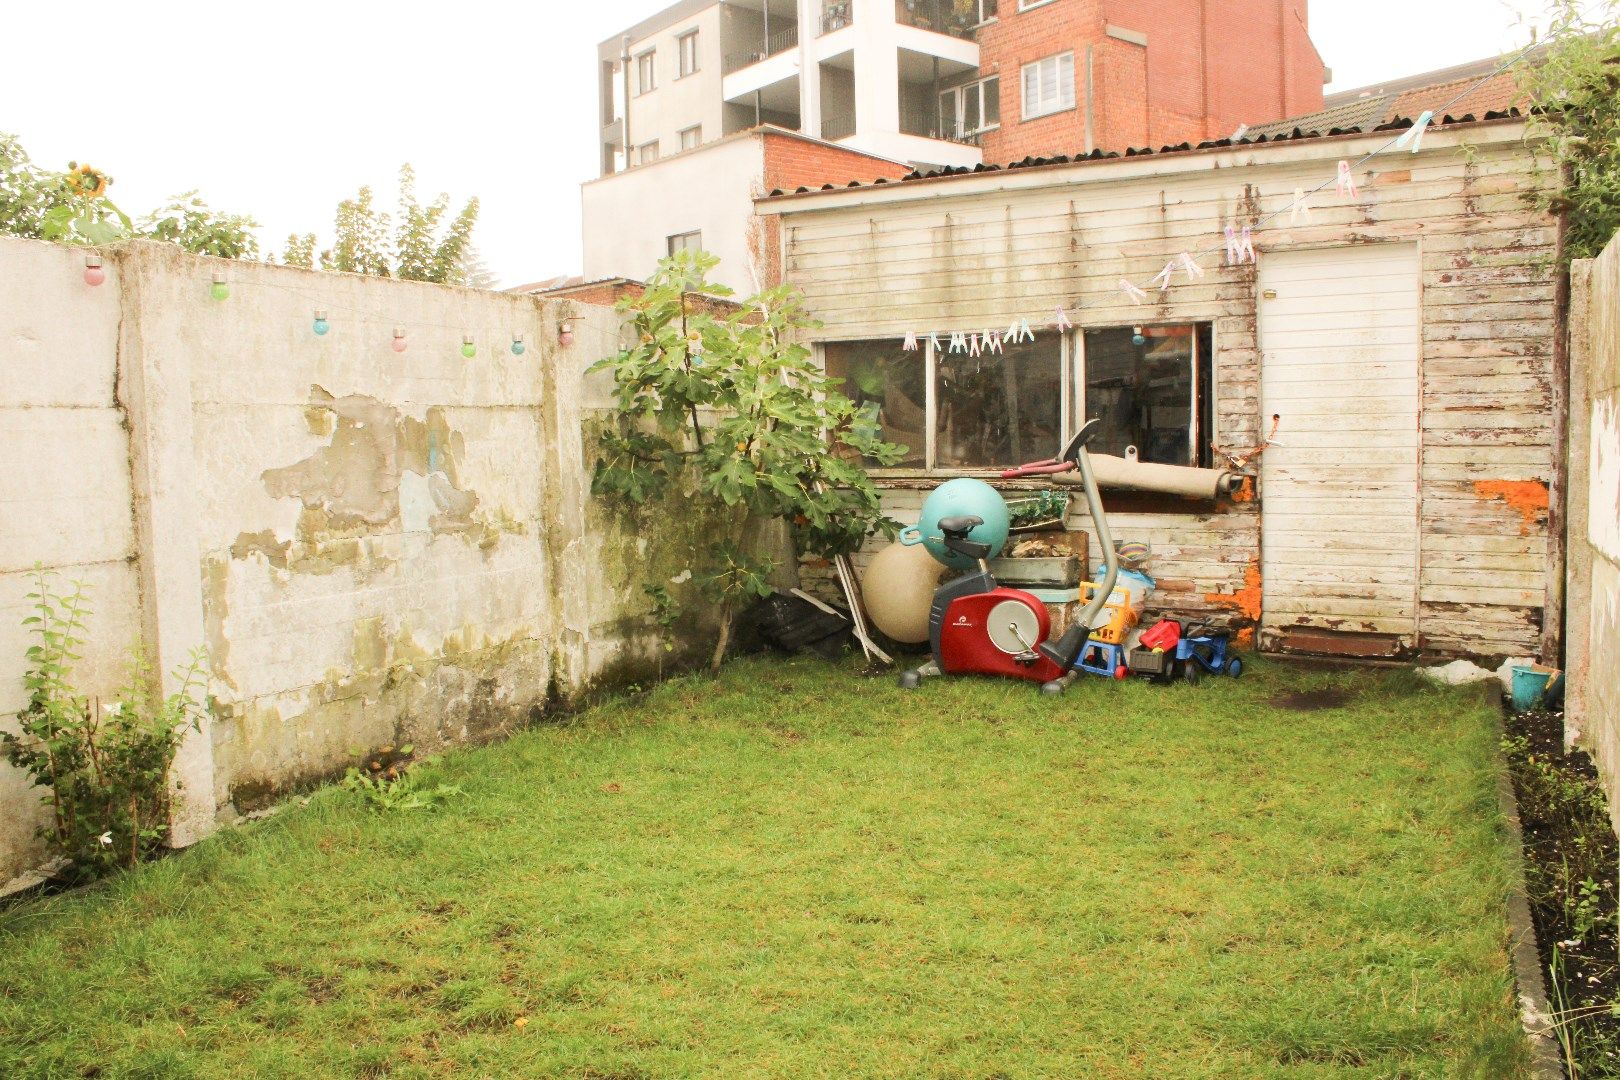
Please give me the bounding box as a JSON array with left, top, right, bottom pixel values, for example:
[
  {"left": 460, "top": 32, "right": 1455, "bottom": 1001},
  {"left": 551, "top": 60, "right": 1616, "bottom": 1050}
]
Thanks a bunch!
[
  {"left": 899, "top": 101, "right": 984, "bottom": 146},
  {"left": 820, "top": 1, "right": 853, "bottom": 36},
  {"left": 723, "top": 23, "right": 800, "bottom": 75},
  {"left": 894, "top": 0, "right": 994, "bottom": 39}
]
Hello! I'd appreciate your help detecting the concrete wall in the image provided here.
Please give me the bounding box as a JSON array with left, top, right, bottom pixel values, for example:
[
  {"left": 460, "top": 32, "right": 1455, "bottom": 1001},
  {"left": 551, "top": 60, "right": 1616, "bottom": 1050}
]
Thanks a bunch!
[
  {"left": 0, "top": 238, "right": 715, "bottom": 886},
  {"left": 1567, "top": 230, "right": 1620, "bottom": 834}
]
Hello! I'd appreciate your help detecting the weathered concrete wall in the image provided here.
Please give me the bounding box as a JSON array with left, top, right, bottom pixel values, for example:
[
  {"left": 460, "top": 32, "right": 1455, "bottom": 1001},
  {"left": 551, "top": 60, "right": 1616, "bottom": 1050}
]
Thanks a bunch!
[
  {"left": 0, "top": 237, "right": 723, "bottom": 885},
  {"left": 0, "top": 241, "right": 146, "bottom": 882},
  {"left": 1567, "top": 231, "right": 1620, "bottom": 834}
]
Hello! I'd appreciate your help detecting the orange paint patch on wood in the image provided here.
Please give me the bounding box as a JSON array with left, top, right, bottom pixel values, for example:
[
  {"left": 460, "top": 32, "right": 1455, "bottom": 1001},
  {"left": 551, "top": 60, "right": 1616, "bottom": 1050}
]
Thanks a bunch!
[
  {"left": 1204, "top": 560, "right": 1263, "bottom": 624},
  {"left": 1229, "top": 477, "right": 1256, "bottom": 503},
  {"left": 1472, "top": 480, "right": 1549, "bottom": 536}
]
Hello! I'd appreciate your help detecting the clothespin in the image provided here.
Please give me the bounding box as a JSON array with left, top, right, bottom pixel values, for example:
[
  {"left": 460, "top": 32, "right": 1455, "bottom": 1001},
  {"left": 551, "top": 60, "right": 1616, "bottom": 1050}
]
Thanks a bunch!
[
  {"left": 949, "top": 331, "right": 967, "bottom": 354},
  {"left": 1004, "top": 321, "right": 1021, "bottom": 344},
  {"left": 902, "top": 330, "right": 919, "bottom": 352},
  {"left": 1238, "top": 225, "right": 1256, "bottom": 264},
  {"left": 1336, "top": 160, "right": 1359, "bottom": 200},
  {"left": 1291, "top": 187, "right": 1313, "bottom": 224},
  {"left": 1178, "top": 252, "right": 1205, "bottom": 281},
  {"left": 1018, "top": 317, "right": 1034, "bottom": 342},
  {"left": 1150, "top": 260, "right": 1178, "bottom": 291},
  {"left": 1394, "top": 110, "right": 1433, "bottom": 154},
  {"left": 1055, "top": 307, "right": 1073, "bottom": 331},
  {"left": 968, "top": 332, "right": 982, "bottom": 357},
  {"left": 984, "top": 329, "right": 1004, "bottom": 354},
  {"left": 1224, "top": 226, "right": 1241, "bottom": 266},
  {"left": 928, "top": 331, "right": 943, "bottom": 353},
  {"left": 1119, "top": 279, "right": 1149, "bottom": 305}
]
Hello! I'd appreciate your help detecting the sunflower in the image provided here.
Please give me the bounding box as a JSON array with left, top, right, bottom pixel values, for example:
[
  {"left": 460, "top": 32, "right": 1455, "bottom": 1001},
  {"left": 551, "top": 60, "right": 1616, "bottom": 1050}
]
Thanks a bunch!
[{"left": 64, "top": 163, "right": 110, "bottom": 199}]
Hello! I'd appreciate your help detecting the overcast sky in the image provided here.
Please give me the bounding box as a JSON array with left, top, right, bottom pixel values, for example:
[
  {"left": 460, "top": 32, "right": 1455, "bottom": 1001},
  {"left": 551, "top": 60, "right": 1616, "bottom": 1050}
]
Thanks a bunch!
[{"left": 0, "top": 1, "right": 1590, "bottom": 288}]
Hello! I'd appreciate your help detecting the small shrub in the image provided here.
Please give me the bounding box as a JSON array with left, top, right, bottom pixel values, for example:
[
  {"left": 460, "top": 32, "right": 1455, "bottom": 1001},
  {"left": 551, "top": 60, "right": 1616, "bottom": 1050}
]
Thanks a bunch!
[{"left": 1, "top": 567, "right": 207, "bottom": 879}]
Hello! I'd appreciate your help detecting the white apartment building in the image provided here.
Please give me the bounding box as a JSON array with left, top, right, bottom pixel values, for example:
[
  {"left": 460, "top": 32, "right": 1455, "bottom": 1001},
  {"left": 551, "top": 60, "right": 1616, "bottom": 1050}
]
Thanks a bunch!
[{"left": 597, "top": 0, "right": 990, "bottom": 177}]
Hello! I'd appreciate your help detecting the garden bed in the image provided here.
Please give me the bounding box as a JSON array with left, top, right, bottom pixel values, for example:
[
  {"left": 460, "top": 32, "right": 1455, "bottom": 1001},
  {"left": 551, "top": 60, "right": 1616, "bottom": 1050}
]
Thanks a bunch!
[
  {"left": 1, "top": 657, "right": 1533, "bottom": 1077},
  {"left": 1503, "top": 706, "right": 1620, "bottom": 1078}
]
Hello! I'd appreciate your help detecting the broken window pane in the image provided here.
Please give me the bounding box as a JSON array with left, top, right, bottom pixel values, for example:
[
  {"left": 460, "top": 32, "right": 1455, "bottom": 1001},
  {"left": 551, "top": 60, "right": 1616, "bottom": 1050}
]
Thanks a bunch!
[
  {"left": 822, "top": 340, "right": 926, "bottom": 468},
  {"left": 936, "top": 334, "right": 1062, "bottom": 469}
]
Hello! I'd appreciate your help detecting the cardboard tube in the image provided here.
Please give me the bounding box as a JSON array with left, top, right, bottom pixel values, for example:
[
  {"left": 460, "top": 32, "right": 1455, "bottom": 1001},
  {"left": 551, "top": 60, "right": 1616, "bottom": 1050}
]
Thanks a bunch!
[{"left": 1050, "top": 451, "right": 1240, "bottom": 499}]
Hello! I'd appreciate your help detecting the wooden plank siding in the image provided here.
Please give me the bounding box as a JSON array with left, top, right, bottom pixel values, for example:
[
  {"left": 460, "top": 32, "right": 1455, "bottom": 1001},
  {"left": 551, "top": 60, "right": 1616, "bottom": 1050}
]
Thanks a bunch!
[{"left": 765, "top": 121, "right": 1558, "bottom": 659}]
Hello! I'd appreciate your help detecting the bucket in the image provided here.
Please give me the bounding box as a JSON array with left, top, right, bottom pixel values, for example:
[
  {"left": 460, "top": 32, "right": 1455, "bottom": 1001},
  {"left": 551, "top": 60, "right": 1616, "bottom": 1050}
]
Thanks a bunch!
[{"left": 1509, "top": 664, "right": 1556, "bottom": 713}]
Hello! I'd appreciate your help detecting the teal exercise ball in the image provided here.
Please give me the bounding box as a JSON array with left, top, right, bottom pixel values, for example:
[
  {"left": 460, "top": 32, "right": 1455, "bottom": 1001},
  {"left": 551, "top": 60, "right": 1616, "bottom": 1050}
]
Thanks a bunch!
[{"left": 902, "top": 477, "right": 1010, "bottom": 571}]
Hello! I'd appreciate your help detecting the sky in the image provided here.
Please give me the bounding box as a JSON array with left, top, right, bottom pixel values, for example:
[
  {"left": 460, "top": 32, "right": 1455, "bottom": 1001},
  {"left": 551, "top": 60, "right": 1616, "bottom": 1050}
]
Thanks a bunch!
[{"left": 0, "top": 1, "right": 1595, "bottom": 289}]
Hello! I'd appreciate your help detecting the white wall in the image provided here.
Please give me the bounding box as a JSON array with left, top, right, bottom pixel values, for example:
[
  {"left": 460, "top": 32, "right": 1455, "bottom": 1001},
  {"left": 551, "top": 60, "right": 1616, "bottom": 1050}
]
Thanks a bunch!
[
  {"left": 582, "top": 134, "right": 768, "bottom": 295},
  {"left": 622, "top": 5, "right": 726, "bottom": 165}
]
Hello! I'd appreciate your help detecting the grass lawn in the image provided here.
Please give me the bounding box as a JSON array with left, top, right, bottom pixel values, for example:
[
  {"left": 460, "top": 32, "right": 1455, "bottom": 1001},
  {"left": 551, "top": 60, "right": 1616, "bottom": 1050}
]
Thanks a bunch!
[{"left": 0, "top": 655, "right": 1528, "bottom": 1079}]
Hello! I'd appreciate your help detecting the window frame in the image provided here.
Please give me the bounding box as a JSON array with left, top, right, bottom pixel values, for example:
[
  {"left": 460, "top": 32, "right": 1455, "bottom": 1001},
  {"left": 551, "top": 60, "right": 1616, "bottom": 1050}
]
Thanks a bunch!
[
  {"left": 815, "top": 322, "right": 1215, "bottom": 476},
  {"left": 1020, "top": 51, "right": 1075, "bottom": 121},
  {"left": 1016, "top": 0, "right": 1057, "bottom": 10},
  {"left": 678, "top": 124, "right": 702, "bottom": 151},
  {"left": 636, "top": 140, "right": 660, "bottom": 165},
  {"left": 938, "top": 75, "right": 1001, "bottom": 140},
  {"left": 635, "top": 49, "right": 657, "bottom": 95},
  {"left": 667, "top": 229, "right": 702, "bottom": 255},
  {"left": 676, "top": 30, "right": 699, "bottom": 78}
]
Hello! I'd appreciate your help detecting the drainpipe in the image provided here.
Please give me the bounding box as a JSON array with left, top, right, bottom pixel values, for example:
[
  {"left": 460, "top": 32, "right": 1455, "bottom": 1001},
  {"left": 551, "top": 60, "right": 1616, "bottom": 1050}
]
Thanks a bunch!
[{"left": 621, "top": 35, "right": 633, "bottom": 167}]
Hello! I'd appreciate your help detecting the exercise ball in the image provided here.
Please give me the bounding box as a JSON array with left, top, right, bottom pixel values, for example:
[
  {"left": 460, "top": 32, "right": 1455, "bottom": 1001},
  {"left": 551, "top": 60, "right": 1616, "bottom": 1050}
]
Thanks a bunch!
[
  {"left": 900, "top": 477, "right": 1010, "bottom": 571},
  {"left": 862, "top": 541, "right": 946, "bottom": 644}
]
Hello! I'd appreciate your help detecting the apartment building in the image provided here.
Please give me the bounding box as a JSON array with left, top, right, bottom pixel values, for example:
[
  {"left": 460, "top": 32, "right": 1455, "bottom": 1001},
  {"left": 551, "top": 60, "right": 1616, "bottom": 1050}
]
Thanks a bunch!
[{"left": 585, "top": 0, "right": 1325, "bottom": 291}]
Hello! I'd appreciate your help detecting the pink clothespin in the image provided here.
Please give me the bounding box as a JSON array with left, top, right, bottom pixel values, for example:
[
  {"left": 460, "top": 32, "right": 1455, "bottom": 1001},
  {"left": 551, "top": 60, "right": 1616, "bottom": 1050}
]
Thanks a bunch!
[
  {"left": 1226, "top": 226, "right": 1256, "bottom": 266},
  {"left": 1055, "top": 307, "right": 1074, "bottom": 331},
  {"left": 902, "top": 330, "right": 919, "bottom": 352},
  {"left": 1150, "top": 260, "right": 1178, "bottom": 291},
  {"left": 1336, "top": 160, "right": 1359, "bottom": 200},
  {"left": 968, "top": 332, "right": 982, "bottom": 357},
  {"left": 1179, "top": 252, "right": 1205, "bottom": 281},
  {"left": 1119, "top": 279, "right": 1149, "bottom": 305},
  {"left": 1239, "top": 226, "right": 1256, "bottom": 264}
]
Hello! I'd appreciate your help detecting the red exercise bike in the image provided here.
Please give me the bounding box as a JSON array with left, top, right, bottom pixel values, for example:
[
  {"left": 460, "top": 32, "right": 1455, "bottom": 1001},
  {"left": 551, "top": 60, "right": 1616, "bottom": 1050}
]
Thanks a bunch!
[{"left": 899, "top": 420, "right": 1120, "bottom": 695}]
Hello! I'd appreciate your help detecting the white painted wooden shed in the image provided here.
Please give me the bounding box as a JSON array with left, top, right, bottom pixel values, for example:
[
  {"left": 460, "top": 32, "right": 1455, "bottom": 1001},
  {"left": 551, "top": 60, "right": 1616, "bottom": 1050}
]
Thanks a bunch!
[{"left": 759, "top": 115, "right": 1562, "bottom": 661}]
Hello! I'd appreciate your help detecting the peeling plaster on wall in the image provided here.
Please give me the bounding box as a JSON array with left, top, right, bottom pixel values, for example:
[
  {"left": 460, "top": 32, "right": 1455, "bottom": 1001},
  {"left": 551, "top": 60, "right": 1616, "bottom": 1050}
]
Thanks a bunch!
[
  {"left": 1590, "top": 398, "right": 1620, "bottom": 562},
  {"left": 1204, "top": 559, "right": 1263, "bottom": 645},
  {"left": 1473, "top": 479, "right": 1551, "bottom": 538}
]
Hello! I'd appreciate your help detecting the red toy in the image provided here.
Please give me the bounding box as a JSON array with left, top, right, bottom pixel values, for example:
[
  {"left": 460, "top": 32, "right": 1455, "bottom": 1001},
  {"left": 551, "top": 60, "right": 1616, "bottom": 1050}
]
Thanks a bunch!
[{"left": 1138, "top": 619, "right": 1182, "bottom": 652}]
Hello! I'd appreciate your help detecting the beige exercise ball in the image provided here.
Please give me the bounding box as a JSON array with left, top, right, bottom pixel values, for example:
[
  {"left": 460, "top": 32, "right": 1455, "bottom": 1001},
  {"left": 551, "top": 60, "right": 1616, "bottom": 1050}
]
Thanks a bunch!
[{"left": 863, "top": 541, "right": 946, "bottom": 644}]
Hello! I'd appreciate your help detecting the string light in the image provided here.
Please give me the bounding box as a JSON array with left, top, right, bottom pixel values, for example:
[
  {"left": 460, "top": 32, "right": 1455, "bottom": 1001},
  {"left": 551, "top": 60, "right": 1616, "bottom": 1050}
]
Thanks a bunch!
[
  {"left": 210, "top": 272, "right": 229, "bottom": 301},
  {"left": 83, "top": 256, "right": 105, "bottom": 287},
  {"left": 559, "top": 320, "right": 575, "bottom": 347},
  {"left": 313, "top": 310, "right": 330, "bottom": 336},
  {"left": 1132, "top": 326, "right": 1146, "bottom": 346},
  {"left": 461, "top": 335, "right": 476, "bottom": 359},
  {"left": 511, "top": 333, "right": 526, "bottom": 356},
  {"left": 392, "top": 327, "right": 408, "bottom": 353}
]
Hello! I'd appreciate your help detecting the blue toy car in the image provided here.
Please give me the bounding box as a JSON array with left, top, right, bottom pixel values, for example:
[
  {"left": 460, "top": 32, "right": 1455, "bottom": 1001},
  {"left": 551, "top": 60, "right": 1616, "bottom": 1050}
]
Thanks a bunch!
[{"left": 1176, "top": 623, "right": 1244, "bottom": 684}]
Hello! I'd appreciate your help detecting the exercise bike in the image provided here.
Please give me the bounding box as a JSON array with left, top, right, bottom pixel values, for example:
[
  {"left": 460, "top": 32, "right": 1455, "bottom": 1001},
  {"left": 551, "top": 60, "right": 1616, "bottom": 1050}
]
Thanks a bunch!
[{"left": 899, "top": 420, "right": 1119, "bottom": 695}]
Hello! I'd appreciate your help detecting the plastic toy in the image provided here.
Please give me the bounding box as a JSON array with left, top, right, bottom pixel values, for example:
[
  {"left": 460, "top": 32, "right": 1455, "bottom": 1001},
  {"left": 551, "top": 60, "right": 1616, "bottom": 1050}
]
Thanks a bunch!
[{"left": 1175, "top": 623, "right": 1243, "bottom": 684}]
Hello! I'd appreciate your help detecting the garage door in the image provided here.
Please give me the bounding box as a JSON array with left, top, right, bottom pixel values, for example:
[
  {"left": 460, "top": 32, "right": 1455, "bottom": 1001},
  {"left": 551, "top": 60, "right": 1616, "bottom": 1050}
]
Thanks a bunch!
[{"left": 1258, "top": 244, "right": 1421, "bottom": 649}]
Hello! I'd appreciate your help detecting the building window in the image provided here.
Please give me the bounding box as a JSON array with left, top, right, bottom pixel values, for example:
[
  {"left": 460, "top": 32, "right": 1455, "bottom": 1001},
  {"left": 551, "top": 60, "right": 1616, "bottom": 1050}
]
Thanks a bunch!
[
  {"left": 636, "top": 50, "right": 657, "bottom": 94},
  {"left": 668, "top": 230, "right": 702, "bottom": 255},
  {"left": 1020, "top": 51, "right": 1075, "bottom": 120},
  {"left": 1016, "top": 0, "right": 1057, "bottom": 10},
  {"left": 679, "top": 125, "right": 702, "bottom": 151},
  {"left": 939, "top": 76, "right": 1000, "bottom": 141},
  {"left": 823, "top": 340, "right": 927, "bottom": 469},
  {"left": 1081, "top": 324, "right": 1213, "bottom": 467},
  {"left": 677, "top": 31, "right": 699, "bottom": 77},
  {"left": 637, "top": 141, "right": 660, "bottom": 165}
]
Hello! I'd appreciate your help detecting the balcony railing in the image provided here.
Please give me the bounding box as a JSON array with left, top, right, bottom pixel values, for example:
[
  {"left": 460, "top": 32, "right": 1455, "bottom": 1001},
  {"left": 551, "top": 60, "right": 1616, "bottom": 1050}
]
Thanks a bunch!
[
  {"left": 723, "top": 23, "right": 799, "bottom": 74},
  {"left": 899, "top": 102, "right": 985, "bottom": 145},
  {"left": 820, "top": 1, "right": 853, "bottom": 35},
  {"left": 894, "top": 0, "right": 993, "bottom": 38},
  {"left": 821, "top": 114, "right": 856, "bottom": 141}
]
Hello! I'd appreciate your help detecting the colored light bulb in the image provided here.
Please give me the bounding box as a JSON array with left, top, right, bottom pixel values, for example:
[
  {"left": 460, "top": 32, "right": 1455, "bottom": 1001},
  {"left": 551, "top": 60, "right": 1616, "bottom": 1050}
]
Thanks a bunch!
[
  {"left": 461, "top": 335, "right": 476, "bottom": 359},
  {"left": 559, "top": 320, "right": 575, "bottom": 347},
  {"left": 83, "top": 256, "right": 105, "bottom": 286},
  {"left": 510, "top": 334, "right": 526, "bottom": 356},
  {"left": 392, "top": 327, "right": 408, "bottom": 353},
  {"left": 314, "top": 310, "right": 330, "bottom": 335},
  {"left": 210, "top": 276, "right": 229, "bottom": 301}
]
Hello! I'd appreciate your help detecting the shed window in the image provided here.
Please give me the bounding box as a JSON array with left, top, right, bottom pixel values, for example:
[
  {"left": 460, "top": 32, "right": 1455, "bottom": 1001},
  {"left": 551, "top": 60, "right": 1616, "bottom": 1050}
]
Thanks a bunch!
[
  {"left": 1081, "top": 324, "right": 1213, "bottom": 468},
  {"left": 936, "top": 334, "right": 1063, "bottom": 469},
  {"left": 823, "top": 340, "right": 927, "bottom": 469}
]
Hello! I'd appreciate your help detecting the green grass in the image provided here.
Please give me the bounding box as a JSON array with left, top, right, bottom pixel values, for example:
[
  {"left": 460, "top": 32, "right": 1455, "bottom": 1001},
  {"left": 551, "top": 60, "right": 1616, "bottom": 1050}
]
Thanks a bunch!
[{"left": 0, "top": 656, "right": 1528, "bottom": 1079}]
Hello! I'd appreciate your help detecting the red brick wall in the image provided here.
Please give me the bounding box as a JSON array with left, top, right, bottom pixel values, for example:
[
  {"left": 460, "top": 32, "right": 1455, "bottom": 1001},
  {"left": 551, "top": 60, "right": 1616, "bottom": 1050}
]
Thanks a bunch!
[
  {"left": 976, "top": 0, "right": 1324, "bottom": 162},
  {"left": 762, "top": 134, "right": 912, "bottom": 193}
]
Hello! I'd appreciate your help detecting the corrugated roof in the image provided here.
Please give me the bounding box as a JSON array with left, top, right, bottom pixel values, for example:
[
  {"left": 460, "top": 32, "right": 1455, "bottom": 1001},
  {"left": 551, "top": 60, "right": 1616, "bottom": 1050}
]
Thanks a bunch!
[
  {"left": 1244, "top": 95, "right": 1390, "bottom": 140},
  {"left": 762, "top": 109, "right": 1525, "bottom": 200}
]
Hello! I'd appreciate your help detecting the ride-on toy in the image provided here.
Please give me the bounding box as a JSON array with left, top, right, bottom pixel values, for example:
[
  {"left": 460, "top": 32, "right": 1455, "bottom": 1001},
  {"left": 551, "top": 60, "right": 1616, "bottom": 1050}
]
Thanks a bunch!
[
  {"left": 1176, "top": 623, "right": 1243, "bottom": 683},
  {"left": 899, "top": 420, "right": 1120, "bottom": 695}
]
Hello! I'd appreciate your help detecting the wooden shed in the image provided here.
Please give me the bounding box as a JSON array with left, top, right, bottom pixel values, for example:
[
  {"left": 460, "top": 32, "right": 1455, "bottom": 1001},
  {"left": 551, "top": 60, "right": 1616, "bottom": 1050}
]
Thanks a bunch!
[{"left": 759, "top": 114, "right": 1563, "bottom": 661}]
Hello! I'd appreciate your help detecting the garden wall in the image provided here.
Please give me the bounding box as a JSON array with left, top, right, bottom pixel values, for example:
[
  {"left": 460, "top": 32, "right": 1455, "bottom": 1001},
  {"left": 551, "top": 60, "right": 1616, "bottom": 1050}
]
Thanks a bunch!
[
  {"left": 1567, "top": 230, "right": 1620, "bottom": 835},
  {"left": 0, "top": 238, "right": 728, "bottom": 887}
]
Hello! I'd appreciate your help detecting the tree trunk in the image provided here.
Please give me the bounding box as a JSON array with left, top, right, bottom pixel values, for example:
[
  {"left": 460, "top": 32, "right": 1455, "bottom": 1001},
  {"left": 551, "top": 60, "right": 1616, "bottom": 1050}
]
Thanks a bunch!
[{"left": 709, "top": 599, "right": 735, "bottom": 675}]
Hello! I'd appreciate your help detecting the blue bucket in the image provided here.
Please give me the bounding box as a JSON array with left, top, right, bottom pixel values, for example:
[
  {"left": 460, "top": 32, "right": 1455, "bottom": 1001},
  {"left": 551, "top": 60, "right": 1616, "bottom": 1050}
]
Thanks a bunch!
[{"left": 1509, "top": 665, "right": 1555, "bottom": 713}]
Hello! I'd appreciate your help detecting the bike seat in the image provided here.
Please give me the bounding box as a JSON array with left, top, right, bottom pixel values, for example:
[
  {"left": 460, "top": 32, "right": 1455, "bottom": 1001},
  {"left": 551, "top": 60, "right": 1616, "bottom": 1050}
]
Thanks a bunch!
[{"left": 938, "top": 515, "right": 983, "bottom": 537}]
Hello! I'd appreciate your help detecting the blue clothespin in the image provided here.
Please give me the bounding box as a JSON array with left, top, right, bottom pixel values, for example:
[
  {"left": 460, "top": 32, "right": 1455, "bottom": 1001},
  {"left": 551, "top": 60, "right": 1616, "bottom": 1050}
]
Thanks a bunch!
[{"left": 1394, "top": 111, "right": 1434, "bottom": 154}]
